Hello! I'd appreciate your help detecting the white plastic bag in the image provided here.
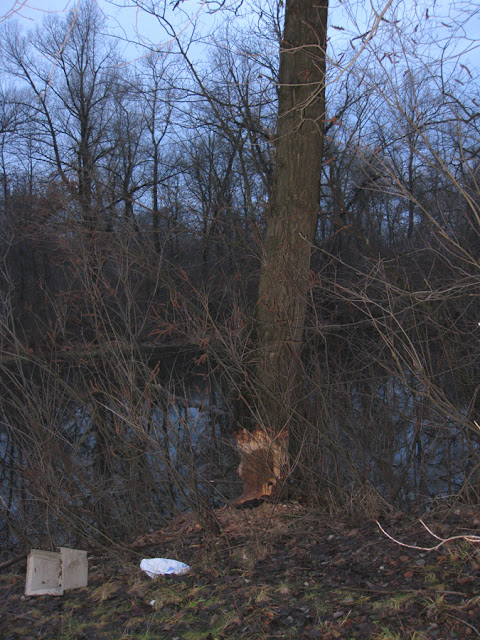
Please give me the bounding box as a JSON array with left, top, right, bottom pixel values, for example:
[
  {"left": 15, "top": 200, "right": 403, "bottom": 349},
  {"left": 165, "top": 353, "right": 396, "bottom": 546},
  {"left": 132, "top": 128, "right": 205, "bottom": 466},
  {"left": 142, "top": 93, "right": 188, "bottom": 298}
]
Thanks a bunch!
[{"left": 140, "top": 558, "right": 191, "bottom": 577}]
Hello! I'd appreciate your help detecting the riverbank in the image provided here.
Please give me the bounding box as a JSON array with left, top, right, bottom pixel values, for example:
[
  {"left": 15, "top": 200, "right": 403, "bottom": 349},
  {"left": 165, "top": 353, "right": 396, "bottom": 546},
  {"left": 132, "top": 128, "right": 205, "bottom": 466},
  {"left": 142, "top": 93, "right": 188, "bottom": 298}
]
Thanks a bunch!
[{"left": 2, "top": 502, "right": 480, "bottom": 639}]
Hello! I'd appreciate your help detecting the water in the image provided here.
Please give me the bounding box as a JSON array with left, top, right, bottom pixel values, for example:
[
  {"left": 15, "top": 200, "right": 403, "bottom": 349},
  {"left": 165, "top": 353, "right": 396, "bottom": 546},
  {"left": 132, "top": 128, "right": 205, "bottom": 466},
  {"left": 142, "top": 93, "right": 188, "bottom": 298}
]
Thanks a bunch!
[{"left": 1, "top": 371, "right": 478, "bottom": 546}]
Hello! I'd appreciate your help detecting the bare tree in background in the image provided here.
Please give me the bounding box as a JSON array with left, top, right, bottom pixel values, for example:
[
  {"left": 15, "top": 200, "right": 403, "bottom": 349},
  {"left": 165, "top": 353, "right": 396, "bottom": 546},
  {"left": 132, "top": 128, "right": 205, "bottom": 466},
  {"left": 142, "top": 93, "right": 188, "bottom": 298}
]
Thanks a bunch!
[{"left": 1, "top": 0, "right": 118, "bottom": 230}]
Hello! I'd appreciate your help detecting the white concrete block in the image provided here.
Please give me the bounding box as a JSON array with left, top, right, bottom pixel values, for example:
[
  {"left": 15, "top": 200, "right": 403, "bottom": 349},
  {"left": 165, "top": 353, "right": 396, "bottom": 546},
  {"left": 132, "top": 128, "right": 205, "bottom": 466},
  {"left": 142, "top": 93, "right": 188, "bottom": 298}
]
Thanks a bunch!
[
  {"left": 24, "top": 547, "right": 88, "bottom": 596},
  {"left": 25, "top": 550, "right": 63, "bottom": 596},
  {"left": 59, "top": 547, "right": 88, "bottom": 591}
]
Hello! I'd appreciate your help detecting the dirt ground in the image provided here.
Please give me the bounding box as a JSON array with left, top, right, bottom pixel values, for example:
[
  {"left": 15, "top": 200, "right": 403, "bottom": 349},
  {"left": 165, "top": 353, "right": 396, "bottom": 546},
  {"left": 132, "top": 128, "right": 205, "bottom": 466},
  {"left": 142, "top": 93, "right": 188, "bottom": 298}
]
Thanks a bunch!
[{"left": 2, "top": 502, "right": 480, "bottom": 639}]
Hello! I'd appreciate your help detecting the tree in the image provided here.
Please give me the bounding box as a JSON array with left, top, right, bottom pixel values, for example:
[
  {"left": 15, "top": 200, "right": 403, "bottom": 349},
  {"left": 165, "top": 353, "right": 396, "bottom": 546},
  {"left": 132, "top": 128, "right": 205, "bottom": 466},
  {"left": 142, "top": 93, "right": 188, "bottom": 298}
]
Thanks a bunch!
[
  {"left": 1, "top": 0, "right": 118, "bottom": 230},
  {"left": 236, "top": 0, "right": 329, "bottom": 501},
  {"left": 0, "top": 84, "right": 31, "bottom": 213},
  {"left": 105, "top": 72, "right": 146, "bottom": 231},
  {"left": 137, "top": 53, "right": 177, "bottom": 254}
]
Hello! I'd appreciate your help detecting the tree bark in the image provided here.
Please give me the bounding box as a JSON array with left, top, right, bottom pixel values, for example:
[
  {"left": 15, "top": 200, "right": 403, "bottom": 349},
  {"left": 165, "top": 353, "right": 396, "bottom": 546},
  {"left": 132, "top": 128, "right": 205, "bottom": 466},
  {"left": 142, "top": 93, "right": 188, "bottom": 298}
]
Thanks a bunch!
[{"left": 237, "top": 0, "right": 328, "bottom": 502}]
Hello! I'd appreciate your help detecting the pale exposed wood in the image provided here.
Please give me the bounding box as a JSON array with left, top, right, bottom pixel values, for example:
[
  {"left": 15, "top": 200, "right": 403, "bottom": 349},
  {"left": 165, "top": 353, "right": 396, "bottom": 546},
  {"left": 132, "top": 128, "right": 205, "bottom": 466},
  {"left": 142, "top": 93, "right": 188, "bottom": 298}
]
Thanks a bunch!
[{"left": 233, "top": 428, "right": 289, "bottom": 505}]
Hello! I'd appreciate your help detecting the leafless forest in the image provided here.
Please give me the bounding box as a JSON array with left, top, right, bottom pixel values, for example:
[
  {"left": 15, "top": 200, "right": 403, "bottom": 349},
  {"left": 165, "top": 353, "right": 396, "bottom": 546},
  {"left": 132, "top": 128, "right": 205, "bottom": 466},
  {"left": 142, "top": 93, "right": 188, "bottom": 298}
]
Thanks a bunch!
[{"left": 0, "top": 0, "right": 479, "bottom": 551}]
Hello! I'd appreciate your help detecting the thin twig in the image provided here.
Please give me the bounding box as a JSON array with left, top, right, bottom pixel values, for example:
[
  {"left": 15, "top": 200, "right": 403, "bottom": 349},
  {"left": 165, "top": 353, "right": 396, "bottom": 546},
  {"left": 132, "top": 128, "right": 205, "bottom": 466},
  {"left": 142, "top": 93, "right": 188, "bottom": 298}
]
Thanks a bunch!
[
  {"left": 0, "top": 553, "right": 28, "bottom": 571},
  {"left": 376, "top": 520, "right": 480, "bottom": 552}
]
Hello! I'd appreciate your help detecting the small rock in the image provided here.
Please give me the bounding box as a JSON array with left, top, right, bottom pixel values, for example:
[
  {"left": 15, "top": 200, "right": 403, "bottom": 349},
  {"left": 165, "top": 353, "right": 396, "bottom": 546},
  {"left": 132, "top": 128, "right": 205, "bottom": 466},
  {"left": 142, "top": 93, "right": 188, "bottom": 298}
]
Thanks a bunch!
[{"left": 333, "top": 610, "right": 345, "bottom": 619}]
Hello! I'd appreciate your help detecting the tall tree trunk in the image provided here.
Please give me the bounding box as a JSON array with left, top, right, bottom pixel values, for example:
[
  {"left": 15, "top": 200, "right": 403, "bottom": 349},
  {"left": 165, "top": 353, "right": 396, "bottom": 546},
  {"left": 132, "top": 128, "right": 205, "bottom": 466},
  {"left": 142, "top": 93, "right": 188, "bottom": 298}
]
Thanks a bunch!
[{"left": 236, "top": 0, "right": 328, "bottom": 503}]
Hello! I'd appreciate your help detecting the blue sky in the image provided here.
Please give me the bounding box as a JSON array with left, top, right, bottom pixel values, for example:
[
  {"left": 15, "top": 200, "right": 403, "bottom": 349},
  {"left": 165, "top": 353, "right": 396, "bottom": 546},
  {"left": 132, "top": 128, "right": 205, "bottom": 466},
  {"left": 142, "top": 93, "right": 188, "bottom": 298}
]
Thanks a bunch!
[
  {"left": 1, "top": 0, "right": 479, "bottom": 72},
  {"left": 0, "top": 0, "right": 215, "bottom": 59}
]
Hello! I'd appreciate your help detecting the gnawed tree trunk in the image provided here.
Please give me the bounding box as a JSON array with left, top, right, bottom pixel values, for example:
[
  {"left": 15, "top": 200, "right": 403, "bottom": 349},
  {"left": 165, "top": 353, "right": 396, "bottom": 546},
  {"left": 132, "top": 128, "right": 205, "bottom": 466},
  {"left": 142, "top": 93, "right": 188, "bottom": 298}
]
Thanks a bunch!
[
  {"left": 236, "top": 0, "right": 328, "bottom": 501},
  {"left": 233, "top": 428, "right": 289, "bottom": 504}
]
